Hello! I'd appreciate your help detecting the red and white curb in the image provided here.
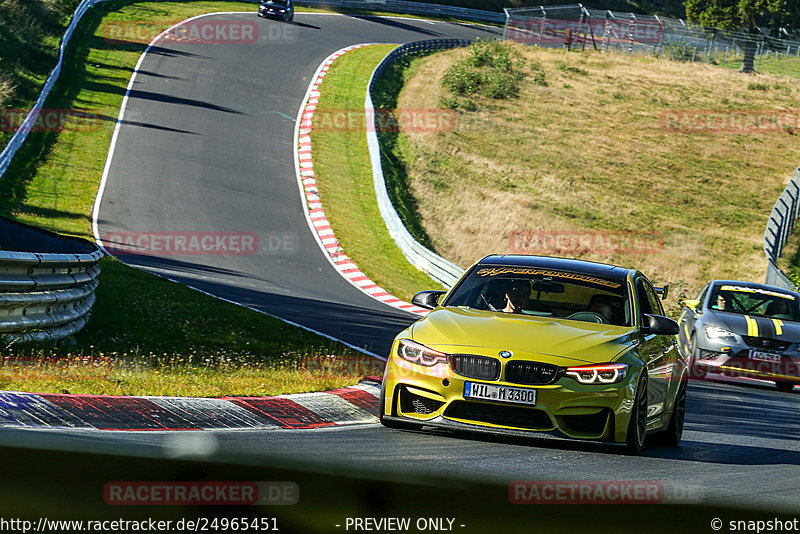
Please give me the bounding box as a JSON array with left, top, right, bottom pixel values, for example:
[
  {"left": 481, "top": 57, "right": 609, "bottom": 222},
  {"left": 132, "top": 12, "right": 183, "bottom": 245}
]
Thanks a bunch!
[
  {"left": 0, "top": 379, "right": 382, "bottom": 431},
  {"left": 294, "top": 44, "right": 429, "bottom": 316}
]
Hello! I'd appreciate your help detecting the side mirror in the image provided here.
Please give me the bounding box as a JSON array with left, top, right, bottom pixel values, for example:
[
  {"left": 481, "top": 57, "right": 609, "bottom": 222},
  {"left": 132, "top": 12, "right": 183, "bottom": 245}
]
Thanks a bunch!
[
  {"left": 411, "top": 290, "right": 446, "bottom": 310},
  {"left": 682, "top": 299, "right": 700, "bottom": 313},
  {"left": 654, "top": 284, "right": 669, "bottom": 300},
  {"left": 641, "top": 314, "right": 680, "bottom": 336}
]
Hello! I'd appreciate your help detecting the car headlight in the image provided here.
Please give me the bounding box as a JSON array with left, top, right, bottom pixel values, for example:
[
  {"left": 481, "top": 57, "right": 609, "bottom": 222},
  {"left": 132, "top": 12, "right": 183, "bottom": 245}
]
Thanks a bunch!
[
  {"left": 705, "top": 325, "right": 739, "bottom": 342},
  {"left": 397, "top": 339, "right": 448, "bottom": 367},
  {"left": 565, "top": 363, "right": 629, "bottom": 384}
]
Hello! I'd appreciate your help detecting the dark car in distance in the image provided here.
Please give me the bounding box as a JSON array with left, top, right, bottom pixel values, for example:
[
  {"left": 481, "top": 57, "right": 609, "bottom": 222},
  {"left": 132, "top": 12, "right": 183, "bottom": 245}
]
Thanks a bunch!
[{"left": 258, "top": 0, "right": 294, "bottom": 21}]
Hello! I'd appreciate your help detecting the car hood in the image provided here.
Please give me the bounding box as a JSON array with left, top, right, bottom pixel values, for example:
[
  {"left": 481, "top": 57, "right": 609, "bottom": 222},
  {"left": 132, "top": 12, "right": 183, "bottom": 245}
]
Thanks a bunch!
[
  {"left": 411, "top": 307, "right": 637, "bottom": 366},
  {"left": 707, "top": 310, "right": 800, "bottom": 340}
]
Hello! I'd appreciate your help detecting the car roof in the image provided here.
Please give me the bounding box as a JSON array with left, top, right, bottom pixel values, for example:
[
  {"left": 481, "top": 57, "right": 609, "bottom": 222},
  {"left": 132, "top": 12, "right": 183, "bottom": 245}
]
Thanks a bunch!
[
  {"left": 709, "top": 279, "right": 800, "bottom": 297},
  {"left": 478, "top": 254, "right": 633, "bottom": 282}
]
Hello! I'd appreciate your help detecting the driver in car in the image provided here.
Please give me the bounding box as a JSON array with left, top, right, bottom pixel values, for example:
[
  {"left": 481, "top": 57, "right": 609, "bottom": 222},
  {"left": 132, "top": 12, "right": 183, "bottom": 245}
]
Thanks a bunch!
[{"left": 502, "top": 280, "right": 531, "bottom": 314}]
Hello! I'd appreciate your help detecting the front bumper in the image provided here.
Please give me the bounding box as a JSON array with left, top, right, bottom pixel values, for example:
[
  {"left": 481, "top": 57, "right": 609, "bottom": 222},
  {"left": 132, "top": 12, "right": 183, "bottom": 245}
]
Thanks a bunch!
[
  {"left": 258, "top": 8, "right": 290, "bottom": 18},
  {"left": 382, "top": 352, "right": 640, "bottom": 444},
  {"left": 693, "top": 336, "right": 800, "bottom": 384}
]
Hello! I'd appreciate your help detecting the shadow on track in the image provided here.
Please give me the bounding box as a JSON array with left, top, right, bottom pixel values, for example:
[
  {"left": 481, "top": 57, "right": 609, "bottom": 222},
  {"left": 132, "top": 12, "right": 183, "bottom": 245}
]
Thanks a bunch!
[
  {"left": 348, "top": 15, "right": 445, "bottom": 36},
  {"left": 289, "top": 21, "right": 321, "bottom": 29},
  {"left": 107, "top": 254, "right": 417, "bottom": 356}
]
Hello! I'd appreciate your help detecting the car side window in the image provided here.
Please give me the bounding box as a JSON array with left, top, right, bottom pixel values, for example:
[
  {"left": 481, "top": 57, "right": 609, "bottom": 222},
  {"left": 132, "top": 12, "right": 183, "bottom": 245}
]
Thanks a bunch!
[
  {"left": 637, "top": 279, "right": 663, "bottom": 318},
  {"left": 697, "top": 284, "right": 709, "bottom": 309},
  {"left": 636, "top": 280, "right": 652, "bottom": 317},
  {"left": 644, "top": 282, "right": 664, "bottom": 316}
]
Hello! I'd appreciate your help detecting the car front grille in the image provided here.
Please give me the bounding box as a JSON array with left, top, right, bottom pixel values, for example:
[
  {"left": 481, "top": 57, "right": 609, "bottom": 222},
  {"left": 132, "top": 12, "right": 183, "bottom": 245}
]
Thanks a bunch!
[
  {"left": 742, "top": 336, "right": 790, "bottom": 351},
  {"left": 399, "top": 388, "right": 443, "bottom": 415},
  {"left": 560, "top": 410, "right": 610, "bottom": 435},
  {"left": 505, "top": 361, "right": 561, "bottom": 385},
  {"left": 450, "top": 354, "right": 500, "bottom": 380},
  {"left": 698, "top": 349, "right": 721, "bottom": 360},
  {"left": 444, "top": 401, "right": 552, "bottom": 430}
]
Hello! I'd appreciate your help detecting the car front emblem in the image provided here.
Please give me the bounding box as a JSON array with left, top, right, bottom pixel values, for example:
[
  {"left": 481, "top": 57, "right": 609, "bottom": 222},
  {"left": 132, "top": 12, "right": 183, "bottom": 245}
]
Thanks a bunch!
[{"left": 499, "top": 350, "right": 513, "bottom": 359}]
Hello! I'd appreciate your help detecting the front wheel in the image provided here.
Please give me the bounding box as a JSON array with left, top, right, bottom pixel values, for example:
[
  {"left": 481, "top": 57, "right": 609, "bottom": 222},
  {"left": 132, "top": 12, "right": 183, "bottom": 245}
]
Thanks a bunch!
[
  {"left": 653, "top": 376, "right": 686, "bottom": 446},
  {"left": 687, "top": 333, "right": 706, "bottom": 380},
  {"left": 776, "top": 381, "right": 796, "bottom": 393},
  {"left": 626, "top": 372, "right": 648, "bottom": 455}
]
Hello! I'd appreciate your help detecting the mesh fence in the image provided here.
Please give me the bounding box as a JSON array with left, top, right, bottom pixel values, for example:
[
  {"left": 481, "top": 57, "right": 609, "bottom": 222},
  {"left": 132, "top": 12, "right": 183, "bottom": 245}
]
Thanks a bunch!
[{"left": 503, "top": 4, "right": 800, "bottom": 70}]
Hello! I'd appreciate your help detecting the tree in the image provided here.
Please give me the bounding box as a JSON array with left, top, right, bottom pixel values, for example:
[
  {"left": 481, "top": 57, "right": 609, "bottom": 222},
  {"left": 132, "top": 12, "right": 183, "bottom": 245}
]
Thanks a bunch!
[{"left": 684, "top": 0, "right": 800, "bottom": 72}]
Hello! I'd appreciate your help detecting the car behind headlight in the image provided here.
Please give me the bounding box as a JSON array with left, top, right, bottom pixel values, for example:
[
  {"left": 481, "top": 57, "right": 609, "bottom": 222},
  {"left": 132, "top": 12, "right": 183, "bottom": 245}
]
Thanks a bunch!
[{"left": 705, "top": 325, "right": 739, "bottom": 342}]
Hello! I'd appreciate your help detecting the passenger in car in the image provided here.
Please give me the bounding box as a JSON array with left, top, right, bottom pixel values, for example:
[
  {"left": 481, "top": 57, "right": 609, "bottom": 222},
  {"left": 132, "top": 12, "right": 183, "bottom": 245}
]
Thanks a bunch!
[{"left": 588, "top": 294, "right": 615, "bottom": 323}]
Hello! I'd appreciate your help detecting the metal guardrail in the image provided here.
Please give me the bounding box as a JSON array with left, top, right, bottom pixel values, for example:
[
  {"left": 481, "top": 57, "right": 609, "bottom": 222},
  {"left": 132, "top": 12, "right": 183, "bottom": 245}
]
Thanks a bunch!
[
  {"left": 365, "top": 40, "right": 468, "bottom": 288},
  {"left": 0, "top": 218, "right": 102, "bottom": 343},
  {"left": 764, "top": 166, "right": 800, "bottom": 291}
]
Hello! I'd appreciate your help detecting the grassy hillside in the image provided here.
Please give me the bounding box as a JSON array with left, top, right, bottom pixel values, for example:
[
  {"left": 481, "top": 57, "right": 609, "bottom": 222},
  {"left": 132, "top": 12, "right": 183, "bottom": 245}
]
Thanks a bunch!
[{"left": 391, "top": 44, "right": 800, "bottom": 313}]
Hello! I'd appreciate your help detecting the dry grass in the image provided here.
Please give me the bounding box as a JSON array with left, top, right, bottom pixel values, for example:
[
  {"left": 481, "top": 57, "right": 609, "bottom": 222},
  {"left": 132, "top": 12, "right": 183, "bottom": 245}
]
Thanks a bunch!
[{"left": 397, "top": 46, "right": 800, "bottom": 312}]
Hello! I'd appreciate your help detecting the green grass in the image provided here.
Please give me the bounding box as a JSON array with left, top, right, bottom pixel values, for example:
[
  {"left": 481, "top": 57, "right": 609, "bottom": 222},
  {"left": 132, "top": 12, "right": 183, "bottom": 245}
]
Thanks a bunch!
[
  {"left": 716, "top": 54, "right": 800, "bottom": 79},
  {"left": 310, "top": 45, "right": 445, "bottom": 300},
  {"left": 0, "top": 1, "right": 383, "bottom": 396}
]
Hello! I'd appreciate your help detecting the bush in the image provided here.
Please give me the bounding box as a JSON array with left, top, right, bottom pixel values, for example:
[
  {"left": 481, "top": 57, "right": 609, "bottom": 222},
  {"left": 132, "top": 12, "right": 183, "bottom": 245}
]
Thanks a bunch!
[
  {"left": 441, "top": 40, "right": 528, "bottom": 105},
  {"left": 484, "top": 70, "right": 524, "bottom": 99},
  {"left": 747, "top": 82, "right": 769, "bottom": 91},
  {"left": 466, "top": 39, "right": 520, "bottom": 71},
  {"left": 442, "top": 63, "right": 486, "bottom": 96},
  {"left": 557, "top": 63, "right": 589, "bottom": 76}
]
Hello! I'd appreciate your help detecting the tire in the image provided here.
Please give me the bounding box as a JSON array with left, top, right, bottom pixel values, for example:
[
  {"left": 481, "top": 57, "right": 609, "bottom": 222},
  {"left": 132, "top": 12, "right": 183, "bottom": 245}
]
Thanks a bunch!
[
  {"left": 776, "top": 381, "right": 796, "bottom": 393},
  {"left": 653, "top": 376, "right": 686, "bottom": 446},
  {"left": 379, "top": 383, "right": 422, "bottom": 431},
  {"left": 626, "top": 372, "right": 648, "bottom": 455},
  {"left": 688, "top": 333, "right": 706, "bottom": 380}
]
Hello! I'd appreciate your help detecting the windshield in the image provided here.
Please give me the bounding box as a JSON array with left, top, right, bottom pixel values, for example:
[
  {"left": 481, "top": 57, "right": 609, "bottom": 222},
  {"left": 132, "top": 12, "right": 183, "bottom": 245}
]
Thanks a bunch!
[
  {"left": 709, "top": 284, "right": 800, "bottom": 322},
  {"left": 444, "top": 265, "right": 631, "bottom": 326},
  {"left": 263, "top": 0, "right": 288, "bottom": 5}
]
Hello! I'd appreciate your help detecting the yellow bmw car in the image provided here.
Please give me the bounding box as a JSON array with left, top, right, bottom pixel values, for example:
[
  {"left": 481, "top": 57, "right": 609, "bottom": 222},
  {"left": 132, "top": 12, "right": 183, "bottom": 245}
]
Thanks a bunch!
[{"left": 380, "top": 255, "right": 686, "bottom": 454}]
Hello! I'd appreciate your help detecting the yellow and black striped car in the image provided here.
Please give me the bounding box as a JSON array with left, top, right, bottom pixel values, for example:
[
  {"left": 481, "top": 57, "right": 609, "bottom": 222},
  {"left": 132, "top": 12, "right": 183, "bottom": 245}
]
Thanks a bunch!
[{"left": 678, "top": 280, "right": 800, "bottom": 392}]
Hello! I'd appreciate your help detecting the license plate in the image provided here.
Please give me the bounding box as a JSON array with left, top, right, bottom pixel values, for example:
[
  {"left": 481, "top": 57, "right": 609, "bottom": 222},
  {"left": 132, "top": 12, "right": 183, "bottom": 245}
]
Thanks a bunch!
[
  {"left": 748, "top": 350, "right": 782, "bottom": 363},
  {"left": 464, "top": 382, "right": 537, "bottom": 406}
]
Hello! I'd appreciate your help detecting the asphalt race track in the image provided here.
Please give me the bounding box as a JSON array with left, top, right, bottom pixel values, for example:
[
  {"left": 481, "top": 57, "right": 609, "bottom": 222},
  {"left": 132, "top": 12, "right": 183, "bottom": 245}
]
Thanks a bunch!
[
  {"left": 95, "top": 13, "right": 502, "bottom": 356},
  {"left": 15, "top": 379, "right": 800, "bottom": 512},
  {"left": 84, "top": 12, "right": 800, "bottom": 514}
]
